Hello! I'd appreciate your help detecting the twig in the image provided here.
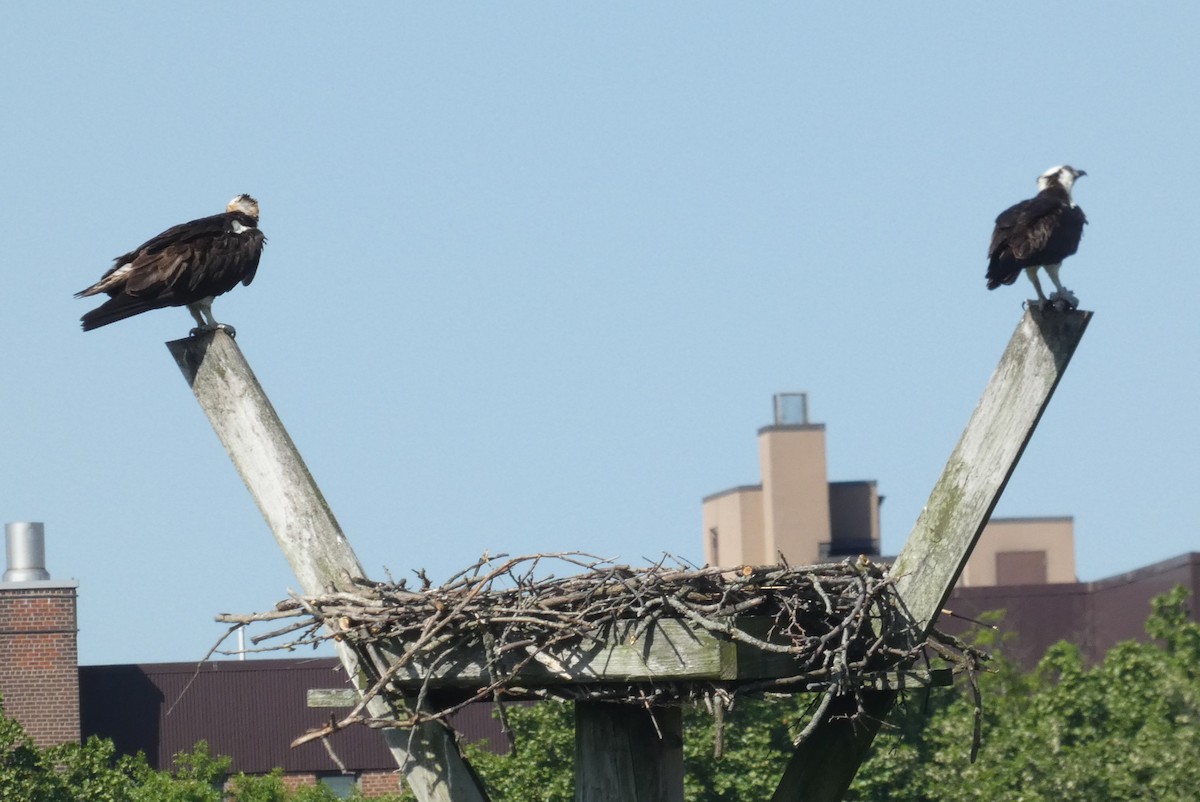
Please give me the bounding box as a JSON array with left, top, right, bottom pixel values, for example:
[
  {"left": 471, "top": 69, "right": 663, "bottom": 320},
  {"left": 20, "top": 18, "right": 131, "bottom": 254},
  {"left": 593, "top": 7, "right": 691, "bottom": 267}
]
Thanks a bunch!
[{"left": 215, "top": 552, "right": 982, "bottom": 750}]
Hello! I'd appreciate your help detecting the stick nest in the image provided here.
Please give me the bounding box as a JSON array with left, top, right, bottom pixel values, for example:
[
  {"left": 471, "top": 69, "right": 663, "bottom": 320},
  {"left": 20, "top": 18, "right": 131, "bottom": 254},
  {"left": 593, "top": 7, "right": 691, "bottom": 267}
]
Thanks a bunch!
[{"left": 217, "top": 553, "right": 984, "bottom": 747}]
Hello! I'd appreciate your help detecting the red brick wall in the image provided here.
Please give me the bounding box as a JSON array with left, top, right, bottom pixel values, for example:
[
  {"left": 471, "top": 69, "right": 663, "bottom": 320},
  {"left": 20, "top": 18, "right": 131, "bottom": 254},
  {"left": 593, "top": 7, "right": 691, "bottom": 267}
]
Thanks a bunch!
[
  {"left": 359, "top": 770, "right": 405, "bottom": 796},
  {"left": 278, "top": 770, "right": 404, "bottom": 797},
  {"left": 0, "top": 585, "right": 80, "bottom": 747},
  {"left": 279, "top": 772, "right": 318, "bottom": 791}
]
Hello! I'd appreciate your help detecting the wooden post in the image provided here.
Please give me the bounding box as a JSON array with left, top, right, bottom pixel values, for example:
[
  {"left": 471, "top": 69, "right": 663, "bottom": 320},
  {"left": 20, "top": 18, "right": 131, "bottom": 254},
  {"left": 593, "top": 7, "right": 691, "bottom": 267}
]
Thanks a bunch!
[
  {"left": 575, "top": 703, "right": 684, "bottom": 802},
  {"left": 890, "top": 308, "right": 1092, "bottom": 631},
  {"left": 768, "top": 691, "right": 894, "bottom": 802},
  {"left": 168, "top": 330, "right": 489, "bottom": 802},
  {"left": 769, "top": 308, "right": 1092, "bottom": 802}
]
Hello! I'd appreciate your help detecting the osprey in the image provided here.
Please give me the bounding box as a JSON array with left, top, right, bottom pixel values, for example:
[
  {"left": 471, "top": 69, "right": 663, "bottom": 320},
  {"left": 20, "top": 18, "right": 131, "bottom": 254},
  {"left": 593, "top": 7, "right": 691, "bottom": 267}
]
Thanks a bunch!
[
  {"left": 986, "top": 166, "right": 1087, "bottom": 309},
  {"left": 77, "top": 194, "right": 265, "bottom": 333}
]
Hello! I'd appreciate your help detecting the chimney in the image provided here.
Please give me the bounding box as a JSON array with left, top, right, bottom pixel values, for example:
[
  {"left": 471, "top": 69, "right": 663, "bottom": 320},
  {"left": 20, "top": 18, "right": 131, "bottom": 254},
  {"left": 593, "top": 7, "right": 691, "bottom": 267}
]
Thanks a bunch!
[
  {"left": 0, "top": 522, "right": 80, "bottom": 747},
  {"left": 758, "top": 394, "right": 831, "bottom": 565},
  {"left": 4, "top": 522, "right": 51, "bottom": 582}
]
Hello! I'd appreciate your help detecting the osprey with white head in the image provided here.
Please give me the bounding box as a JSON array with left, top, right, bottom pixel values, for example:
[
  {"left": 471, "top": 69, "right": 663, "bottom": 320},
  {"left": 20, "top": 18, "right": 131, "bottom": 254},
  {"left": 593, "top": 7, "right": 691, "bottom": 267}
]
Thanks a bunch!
[
  {"left": 986, "top": 166, "right": 1087, "bottom": 309},
  {"left": 76, "top": 194, "right": 266, "bottom": 334}
]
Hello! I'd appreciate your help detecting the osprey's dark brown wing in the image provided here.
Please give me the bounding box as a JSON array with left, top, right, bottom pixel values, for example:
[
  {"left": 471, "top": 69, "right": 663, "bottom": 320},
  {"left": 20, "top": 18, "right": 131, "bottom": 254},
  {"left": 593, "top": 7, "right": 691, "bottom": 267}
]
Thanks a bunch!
[
  {"left": 986, "top": 191, "right": 1085, "bottom": 289},
  {"left": 77, "top": 211, "right": 264, "bottom": 331}
]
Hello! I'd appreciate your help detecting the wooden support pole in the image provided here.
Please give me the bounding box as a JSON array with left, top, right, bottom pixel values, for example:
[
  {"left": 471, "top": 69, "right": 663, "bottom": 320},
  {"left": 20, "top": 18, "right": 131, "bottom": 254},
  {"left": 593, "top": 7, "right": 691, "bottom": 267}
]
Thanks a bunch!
[
  {"left": 890, "top": 308, "right": 1092, "bottom": 632},
  {"left": 769, "top": 308, "right": 1092, "bottom": 802},
  {"left": 768, "top": 690, "right": 894, "bottom": 802},
  {"left": 575, "top": 703, "right": 684, "bottom": 802},
  {"left": 168, "top": 331, "right": 489, "bottom": 802}
]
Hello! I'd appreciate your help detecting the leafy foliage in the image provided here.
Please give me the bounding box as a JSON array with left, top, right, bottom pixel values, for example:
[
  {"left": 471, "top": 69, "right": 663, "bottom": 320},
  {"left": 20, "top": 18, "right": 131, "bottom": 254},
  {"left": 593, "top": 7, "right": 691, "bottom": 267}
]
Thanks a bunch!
[
  {"left": 0, "top": 724, "right": 230, "bottom": 802},
  {"left": 466, "top": 589, "right": 1200, "bottom": 802},
  {"left": 465, "top": 701, "right": 575, "bottom": 802},
  {"left": 0, "top": 718, "right": 406, "bottom": 802},
  {"left": 464, "top": 696, "right": 809, "bottom": 801},
  {"left": 2, "top": 589, "right": 1196, "bottom": 799},
  {"left": 851, "top": 586, "right": 1200, "bottom": 801},
  {"left": 682, "top": 696, "right": 813, "bottom": 800}
]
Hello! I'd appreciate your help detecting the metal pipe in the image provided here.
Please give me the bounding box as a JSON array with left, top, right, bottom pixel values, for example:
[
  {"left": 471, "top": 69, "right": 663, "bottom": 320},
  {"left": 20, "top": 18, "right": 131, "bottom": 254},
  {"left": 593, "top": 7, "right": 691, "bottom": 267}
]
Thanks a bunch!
[{"left": 4, "top": 522, "right": 51, "bottom": 582}]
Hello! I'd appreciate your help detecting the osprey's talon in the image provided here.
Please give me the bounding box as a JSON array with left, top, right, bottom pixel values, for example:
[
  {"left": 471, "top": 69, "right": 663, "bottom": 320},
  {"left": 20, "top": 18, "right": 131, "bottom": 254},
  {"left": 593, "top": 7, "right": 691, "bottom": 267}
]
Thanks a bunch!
[
  {"left": 1048, "top": 289, "right": 1079, "bottom": 311},
  {"left": 190, "top": 323, "right": 237, "bottom": 338}
]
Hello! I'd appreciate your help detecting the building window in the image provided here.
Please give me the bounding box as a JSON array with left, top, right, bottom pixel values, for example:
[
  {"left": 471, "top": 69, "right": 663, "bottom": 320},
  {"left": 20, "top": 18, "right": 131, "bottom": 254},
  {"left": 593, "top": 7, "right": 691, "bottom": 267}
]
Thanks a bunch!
[
  {"left": 319, "top": 774, "right": 359, "bottom": 799},
  {"left": 709, "top": 527, "right": 719, "bottom": 566},
  {"left": 996, "top": 550, "right": 1048, "bottom": 585}
]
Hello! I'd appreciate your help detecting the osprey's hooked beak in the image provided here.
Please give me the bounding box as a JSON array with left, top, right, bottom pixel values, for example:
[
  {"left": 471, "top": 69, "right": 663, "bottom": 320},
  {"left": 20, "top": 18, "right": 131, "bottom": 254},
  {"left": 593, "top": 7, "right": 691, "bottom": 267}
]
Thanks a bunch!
[{"left": 1075, "top": 169, "right": 1087, "bottom": 178}]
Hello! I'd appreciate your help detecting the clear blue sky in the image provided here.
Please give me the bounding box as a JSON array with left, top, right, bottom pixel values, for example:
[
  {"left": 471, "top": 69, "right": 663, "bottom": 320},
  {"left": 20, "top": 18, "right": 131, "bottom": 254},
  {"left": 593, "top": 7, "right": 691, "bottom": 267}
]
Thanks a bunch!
[{"left": 2, "top": 5, "right": 1197, "bottom": 666}]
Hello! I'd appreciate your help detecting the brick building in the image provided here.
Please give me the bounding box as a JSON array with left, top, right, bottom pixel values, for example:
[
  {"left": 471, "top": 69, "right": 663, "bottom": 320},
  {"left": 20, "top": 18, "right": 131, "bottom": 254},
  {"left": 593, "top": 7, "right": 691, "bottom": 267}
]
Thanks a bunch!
[
  {"left": 944, "top": 551, "right": 1200, "bottom": 667},
  {"left": 78, "top": 658, "right": 510, "bottom": 795},
  {"left": 0, "top": 522, "right": 80, "bottom": 748}
]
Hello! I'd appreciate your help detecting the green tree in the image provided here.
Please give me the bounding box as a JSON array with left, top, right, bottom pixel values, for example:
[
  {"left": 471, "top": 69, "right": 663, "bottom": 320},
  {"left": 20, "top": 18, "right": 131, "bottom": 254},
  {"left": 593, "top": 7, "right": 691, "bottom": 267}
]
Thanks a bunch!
[
  {"left": 226, "top": 769, "right": 292, "bottom": 802},
  {"left": 464, "top": 589, "right": 1200, "bottom": 801},
  {"left": 465, "top": 701, "right": 575, "bottom": 802},
  {"left": 0, "top": 708, "right": 407, "bottom": 802},
  {"left": 225, "top": 770, "right": 414, "bottom": 802},
  {"left": 852, "top": 586, "right": 1200, "bottom": 801},
  {"left": 465, "top": 696, "right": 809, "bottom": 800},
  {"left": 128, "top": 740, "right": 229, "bottom": 802},
  {"left": 463, "top": 694, "right": 820, "bottom": 800},
  {"left": 0, "top": 708, "right": 67, "bottom": 801},
  {"left": 683, "top": 695, "right": 811, "bottom": 800}
]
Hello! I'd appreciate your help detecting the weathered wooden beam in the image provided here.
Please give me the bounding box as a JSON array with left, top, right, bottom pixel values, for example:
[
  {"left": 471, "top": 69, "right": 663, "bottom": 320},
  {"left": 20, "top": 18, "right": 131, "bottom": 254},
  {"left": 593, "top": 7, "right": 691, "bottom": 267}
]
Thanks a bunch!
[
  {"left": 370, "top": 618, "right": 953, "bottom": 690},
  {"left": 768, "top": 690, "right": 895, "bottom": 802},
  {"left": 377, "top": 617, "right": 736, "bottom": 686},
  {"left": 167, "top": 331, "right": 361, "bottom": 593},
  {"left": 575, "top": 703, "right": 684, "bottom": 802},
  {"left": 309, "top": 668, "right": 948, "bottom": 707},
  {"left": 168, "top": 331, "right": 489, "bottom": 802},
  {"left": 856, "top": 667, "right": 952, "bottom": 692},
  {"left": 769, "top": 307, "right": 1092, "bottom": 802},
  {"left": 890, "top": 308, "right": 1092, "bottom": 633},
  {"left": 308, "top": 688, "right": 360, "bottom": 708}
]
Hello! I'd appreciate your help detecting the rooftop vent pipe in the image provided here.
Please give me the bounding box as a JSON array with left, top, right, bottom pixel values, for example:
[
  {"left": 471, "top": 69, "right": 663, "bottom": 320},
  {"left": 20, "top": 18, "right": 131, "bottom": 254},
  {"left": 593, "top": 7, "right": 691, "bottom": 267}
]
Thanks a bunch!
[
  {"left": 773, "top": 392, "right": 810, "bottom": 426},
  {"left": 4, "top": 522, "right": 51, "bottom": 582}
]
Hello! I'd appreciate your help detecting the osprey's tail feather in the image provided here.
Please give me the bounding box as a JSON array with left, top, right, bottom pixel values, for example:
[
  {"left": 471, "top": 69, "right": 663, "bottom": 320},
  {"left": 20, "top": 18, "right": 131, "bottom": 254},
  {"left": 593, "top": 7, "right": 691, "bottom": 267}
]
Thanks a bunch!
[
  {"left": 80, "top": 295, "right": 158, "bottom": 331},
  {"left": 985, "top": 257, "right": 1020, "bottom": 290}
]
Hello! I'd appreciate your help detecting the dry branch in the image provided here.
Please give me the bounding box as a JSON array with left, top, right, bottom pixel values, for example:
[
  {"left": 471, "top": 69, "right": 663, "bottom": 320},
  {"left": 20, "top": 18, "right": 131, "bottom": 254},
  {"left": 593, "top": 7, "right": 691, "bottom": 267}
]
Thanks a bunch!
[{"left": 217, "top": 553, "right": 982, "bottom": 745}]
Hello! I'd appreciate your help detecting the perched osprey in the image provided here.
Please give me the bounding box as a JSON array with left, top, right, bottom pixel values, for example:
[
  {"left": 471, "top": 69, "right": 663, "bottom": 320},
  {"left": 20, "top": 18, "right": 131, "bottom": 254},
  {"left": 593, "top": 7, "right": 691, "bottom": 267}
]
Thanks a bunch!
[
  {"left": 986, "top": 166, "right": 1087, "bottom": 309},
  {"left": 77, "top": 194, "right": 265, "bottom": 333}
]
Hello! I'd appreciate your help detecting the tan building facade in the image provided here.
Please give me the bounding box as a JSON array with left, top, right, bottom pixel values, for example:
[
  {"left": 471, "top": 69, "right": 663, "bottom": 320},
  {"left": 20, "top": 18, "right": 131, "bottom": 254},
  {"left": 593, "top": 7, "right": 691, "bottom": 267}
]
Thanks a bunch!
[
  {"left": 703, "top": 394, "right": 1076, "bottom": 587},
  {"left": 961, "top": 516, "right": 1076, "bottom": 586},
  {"left": 703, "top": 394, "right": 879, "bottom": 568}
]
